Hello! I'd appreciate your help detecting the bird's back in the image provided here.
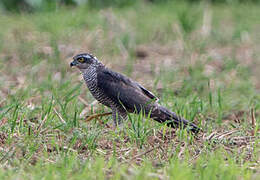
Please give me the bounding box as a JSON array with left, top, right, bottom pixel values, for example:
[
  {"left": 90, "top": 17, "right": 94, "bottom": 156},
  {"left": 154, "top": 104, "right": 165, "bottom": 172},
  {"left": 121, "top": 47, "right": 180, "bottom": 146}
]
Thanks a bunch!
[{"left": 95, "top": 66, "right": 156, "bottom": 112}]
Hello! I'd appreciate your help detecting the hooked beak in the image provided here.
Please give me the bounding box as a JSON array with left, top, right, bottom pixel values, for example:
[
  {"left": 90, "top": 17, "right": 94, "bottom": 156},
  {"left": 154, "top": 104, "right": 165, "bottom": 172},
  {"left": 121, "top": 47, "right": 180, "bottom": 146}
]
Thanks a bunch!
[{"left": 70, "top": 60, "right": 78, "bottom": 67}]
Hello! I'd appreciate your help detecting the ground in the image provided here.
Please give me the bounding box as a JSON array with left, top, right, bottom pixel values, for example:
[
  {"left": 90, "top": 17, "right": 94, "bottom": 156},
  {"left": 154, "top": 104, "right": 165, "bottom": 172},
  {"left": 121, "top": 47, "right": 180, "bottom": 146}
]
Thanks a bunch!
[{"left": 0, "top": 2, "right": 259, "bottom": 179}]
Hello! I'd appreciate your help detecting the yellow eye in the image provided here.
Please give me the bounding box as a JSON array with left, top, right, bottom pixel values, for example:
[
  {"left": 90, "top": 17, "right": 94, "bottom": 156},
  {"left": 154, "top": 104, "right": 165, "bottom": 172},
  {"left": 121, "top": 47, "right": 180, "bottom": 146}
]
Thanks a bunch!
[{"left": 78, "top": 57, "right": 84, "bottom": 63}]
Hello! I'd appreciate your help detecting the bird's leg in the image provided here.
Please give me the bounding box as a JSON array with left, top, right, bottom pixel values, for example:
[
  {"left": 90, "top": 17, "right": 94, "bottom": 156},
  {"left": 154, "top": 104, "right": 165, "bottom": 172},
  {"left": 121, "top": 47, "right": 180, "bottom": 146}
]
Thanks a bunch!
[
  {"left": 112, "top": 109, "right": 127, "bottom": 126},
  {"left": 86, "top": 112, "right": 112, "bottom": 122},
  {"left": 112, "top": 110, "right": 121, "bottom": 126}
]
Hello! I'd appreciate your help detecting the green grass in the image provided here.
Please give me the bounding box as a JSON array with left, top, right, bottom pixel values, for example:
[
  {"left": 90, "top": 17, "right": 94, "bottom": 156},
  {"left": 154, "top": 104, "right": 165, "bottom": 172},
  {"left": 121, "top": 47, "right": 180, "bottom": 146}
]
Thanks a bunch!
[{"left": 0, "top": 1, "right": 259, "bottom": 179}]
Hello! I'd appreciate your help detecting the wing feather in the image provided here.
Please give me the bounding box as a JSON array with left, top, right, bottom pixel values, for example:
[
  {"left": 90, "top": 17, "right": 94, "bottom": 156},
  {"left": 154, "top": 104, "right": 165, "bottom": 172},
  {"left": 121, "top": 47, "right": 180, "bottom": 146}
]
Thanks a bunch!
[{"left": 97, "top": 68, "right": 157, "bottom": 112}]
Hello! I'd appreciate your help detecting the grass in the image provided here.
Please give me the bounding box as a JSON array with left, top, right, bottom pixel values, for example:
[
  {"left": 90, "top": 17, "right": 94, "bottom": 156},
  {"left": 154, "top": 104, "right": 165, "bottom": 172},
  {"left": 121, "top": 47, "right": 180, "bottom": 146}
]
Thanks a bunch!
[{"left": 0, "top": 1, "right": 259, "bottom": 179}]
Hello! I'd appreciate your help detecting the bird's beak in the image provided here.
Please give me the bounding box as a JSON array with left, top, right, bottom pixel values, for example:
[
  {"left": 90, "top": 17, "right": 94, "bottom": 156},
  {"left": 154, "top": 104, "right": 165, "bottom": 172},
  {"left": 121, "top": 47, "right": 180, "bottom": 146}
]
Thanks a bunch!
[{"left": 70, "top": 60, "right": 78, "bottom": 67}]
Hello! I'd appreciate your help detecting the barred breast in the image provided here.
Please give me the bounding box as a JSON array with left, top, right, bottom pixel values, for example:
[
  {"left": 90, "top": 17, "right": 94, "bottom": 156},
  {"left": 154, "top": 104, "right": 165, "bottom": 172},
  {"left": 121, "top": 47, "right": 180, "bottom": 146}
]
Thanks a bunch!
[{"left": 83, "top": 66, "right": 115, "bottom": 108}]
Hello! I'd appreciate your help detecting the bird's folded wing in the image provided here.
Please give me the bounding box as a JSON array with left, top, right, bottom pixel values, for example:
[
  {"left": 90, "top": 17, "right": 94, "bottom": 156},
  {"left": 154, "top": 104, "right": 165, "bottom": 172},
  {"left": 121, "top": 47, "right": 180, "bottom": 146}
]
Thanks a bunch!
[
  {"left": 97, "top": 69, "right": 156, "bottom": 111},
  {"left": 136, "top": 83, "right": 158, "bottom": 102}
]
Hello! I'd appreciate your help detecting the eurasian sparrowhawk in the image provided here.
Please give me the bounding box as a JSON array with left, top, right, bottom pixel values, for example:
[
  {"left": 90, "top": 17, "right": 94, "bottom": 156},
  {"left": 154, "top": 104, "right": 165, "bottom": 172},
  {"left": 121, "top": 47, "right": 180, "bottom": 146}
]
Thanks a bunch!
[{"left": 70, "top": 53, "right": 200, "bottom": 133}]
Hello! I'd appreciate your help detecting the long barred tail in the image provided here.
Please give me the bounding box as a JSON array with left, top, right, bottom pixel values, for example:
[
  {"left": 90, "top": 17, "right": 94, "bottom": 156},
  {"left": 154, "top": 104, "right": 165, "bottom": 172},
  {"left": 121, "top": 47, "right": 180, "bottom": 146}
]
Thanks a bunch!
[{"left": 150, "top": 105, "right": 201, "bottom": 134}]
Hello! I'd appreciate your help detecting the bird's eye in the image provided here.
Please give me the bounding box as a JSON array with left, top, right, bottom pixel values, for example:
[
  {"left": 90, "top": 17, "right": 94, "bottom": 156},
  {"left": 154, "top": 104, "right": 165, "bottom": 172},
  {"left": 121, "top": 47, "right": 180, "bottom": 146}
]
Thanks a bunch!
[{"left": 78, "top": 58, "right": 84, "bottom": 63}]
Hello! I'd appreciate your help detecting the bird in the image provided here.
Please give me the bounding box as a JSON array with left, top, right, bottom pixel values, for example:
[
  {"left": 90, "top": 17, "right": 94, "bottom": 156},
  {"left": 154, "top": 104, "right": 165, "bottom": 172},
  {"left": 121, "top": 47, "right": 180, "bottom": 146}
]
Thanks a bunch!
[{"left": 70, "top": 53, "right": 200, "bottom": 133}]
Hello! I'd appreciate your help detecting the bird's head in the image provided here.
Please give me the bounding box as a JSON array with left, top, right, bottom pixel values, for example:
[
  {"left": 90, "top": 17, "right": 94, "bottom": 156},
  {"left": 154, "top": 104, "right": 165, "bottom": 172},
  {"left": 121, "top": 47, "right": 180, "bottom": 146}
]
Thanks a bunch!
[{"left": 70, "top": 53, "right": 100, "bottom": 70}]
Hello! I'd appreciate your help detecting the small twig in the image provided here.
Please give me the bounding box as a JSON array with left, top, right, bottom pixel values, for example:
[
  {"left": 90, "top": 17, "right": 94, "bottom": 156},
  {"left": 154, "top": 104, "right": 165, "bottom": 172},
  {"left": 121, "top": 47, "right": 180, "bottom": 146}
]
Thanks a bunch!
[
  {"left": 250, "top": 108, "right": 256, "bottom": 136},
  {"left": 223, "top": 145, "right": 234, "bottom": 153},
  {"left": 216, "top": 130, "right": 239, "bottom": 140},
  {"left": 96, "top": 148, "right": 106, "bottom": 155},
  {"left": 80, "top": 100, "right": 99, "bottom": 118},
  {"left": 45, "top": 158, "right": 56, "bottom": 163},
  {"left": 78, "top": 96, "right": 89, "bottom": 107},
  {"left": 205, "top": 131, "right": 217, "bottom": 141},
  {"left": 178, "top": 143, "right": 186, "bottom": 159},
  {"left": 39, "top": 127, "right": 49, "bottom": 135},
  {"left": 53, "top": 108, "right": 66, "bottom": 124},
  {"left": 37, "top": 114, "right": 48, "bottom": 132},
  {"left": 123, "top": 145, "right": 160, "bottom": 165},
  {"left": 153, "top": 129, "right": 164, "bottom": 143},
  {"left": 89, "top": 100, "right": 98, "bottom": 106},
  {"left": 80, "top": 107, "right": 90, "bottom": 118}
]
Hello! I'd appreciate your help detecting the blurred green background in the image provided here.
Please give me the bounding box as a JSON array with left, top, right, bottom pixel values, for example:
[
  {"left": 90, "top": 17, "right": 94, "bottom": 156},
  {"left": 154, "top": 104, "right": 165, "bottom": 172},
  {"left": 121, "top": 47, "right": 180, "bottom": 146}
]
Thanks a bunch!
[{"left": 1, "top": 0, "right": 260, "bottom": 12}]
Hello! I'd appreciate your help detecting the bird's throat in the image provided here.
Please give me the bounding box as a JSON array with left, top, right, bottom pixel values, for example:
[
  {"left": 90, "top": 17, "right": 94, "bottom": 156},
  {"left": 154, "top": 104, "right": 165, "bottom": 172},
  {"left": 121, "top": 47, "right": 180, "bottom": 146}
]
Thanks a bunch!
[{"left": 82, "top": 65, "right": 97, "bottom": 85}]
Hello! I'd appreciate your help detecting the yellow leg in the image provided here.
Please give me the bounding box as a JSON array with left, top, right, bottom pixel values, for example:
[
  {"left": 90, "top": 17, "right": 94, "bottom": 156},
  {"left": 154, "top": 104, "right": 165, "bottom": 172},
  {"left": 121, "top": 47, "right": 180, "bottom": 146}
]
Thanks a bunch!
[{"left": 85, "top": 112, "right": 112, "bottom": 122}]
